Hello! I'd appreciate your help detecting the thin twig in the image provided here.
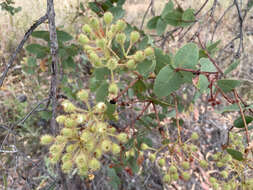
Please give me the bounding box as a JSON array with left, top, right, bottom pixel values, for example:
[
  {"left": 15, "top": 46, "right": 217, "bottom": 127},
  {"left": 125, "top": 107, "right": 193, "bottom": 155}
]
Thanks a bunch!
[
  {"left": 172, "top": 94, "right": 182, "bottom": 145},
  {"left": 234, "top": 0, "right": 244, "bottom": 58},
  {"left": 233, "top": 90, "right": 250, "bottom": 145},
  {"left": 0, "top": 14, "right": 48, "bottom": 87}
]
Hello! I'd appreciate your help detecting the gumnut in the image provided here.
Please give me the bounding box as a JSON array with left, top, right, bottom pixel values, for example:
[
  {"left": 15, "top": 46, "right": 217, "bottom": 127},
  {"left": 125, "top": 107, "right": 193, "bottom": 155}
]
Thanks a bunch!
[
  {"left": 133, "top": 50, "right": 145, "bottom": 62},
  {"left": 82, "top": 24, "right": 92, "bottom": 34},
  {"left": 109, "top": 83, "right": 119, "bottom": 95},
  {"left": 78, "top": 34, "right": 89, "bottom": 45},
  {"left": 117, "top": 133, "right": 128, "bottom": 143},
  {"left": 76, "top": 89, "right": 89, "bottom": 102},
  {"left": 126, "top": 59, "right": 136, "bottom": 70},
  {"left": 104, "top": 12, "right": 113, "bottom": 25},
  {"left": 107, "top": 58, "right": 118, "bottom": 70},
  {"left": 40, "top": 135, "right": 54, "bottom": 145},
  {"left": 130, "top": 31, "right": 140, "bottom": 43},
  {"left": 144, "top": 47, "right": 154, "bottom": 56}
]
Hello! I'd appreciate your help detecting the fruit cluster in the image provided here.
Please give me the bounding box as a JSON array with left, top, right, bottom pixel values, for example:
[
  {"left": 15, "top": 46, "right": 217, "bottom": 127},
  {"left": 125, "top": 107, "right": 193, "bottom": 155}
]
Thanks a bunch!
[
  {"left": 78, "top": 12, "right": 154, "bottom": 99},
  {"left": 40, "top": 89, "right": 128, "bottom": 176}
]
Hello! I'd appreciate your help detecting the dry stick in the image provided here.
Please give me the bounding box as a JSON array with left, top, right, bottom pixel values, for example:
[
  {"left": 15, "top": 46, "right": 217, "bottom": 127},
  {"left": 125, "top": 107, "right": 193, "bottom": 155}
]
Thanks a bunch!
[
  {"left": 0, "top": 14, "right": 48, "bottom": 87},
  {"left": 140, "top": 0, "right": 152, "bottom": 30},
  {"left": 234, "top": 0, "right": 244, "bottom": 57},
  {"left": 47, "top": 0, "right": 67, "bottom": 189},
  {"left": 172, "top": 94, "right": 182, "bottom": 145},
  {"left": 233, "top": 90, "right": 250, "bottom": 146},
  {"left": 47, "top": 0, "right": 59, "bottom": 135}
]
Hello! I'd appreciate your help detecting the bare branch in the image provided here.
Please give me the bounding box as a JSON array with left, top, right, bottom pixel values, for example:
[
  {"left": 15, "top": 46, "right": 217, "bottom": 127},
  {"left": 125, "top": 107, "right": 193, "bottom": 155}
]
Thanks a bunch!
[{"left": 0, "top": 14, "right": 48, "bottom": 87}]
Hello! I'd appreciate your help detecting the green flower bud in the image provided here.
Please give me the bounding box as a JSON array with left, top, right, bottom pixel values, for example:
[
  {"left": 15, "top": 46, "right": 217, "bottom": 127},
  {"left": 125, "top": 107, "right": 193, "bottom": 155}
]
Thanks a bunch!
[
  {"left": 104, "top": 12, "right": 113, "bottom": 25},
  {"left": 191, "top": 132, "right": 199, "bottom": 141},
  {"left": 62, "top": 160, "right": 73, "bottom": 173},
  {"left": 181, "top": 161, "right": 190, "bottom": 170},
  {"left": 126, "top": 59, "right": 136, "bottom": 70},
  {"left": 78, "top": 165, "right": 88, "bottom": 176},
  {"left": 158, "top": 158, "right": 166, "bottom": 167},
  {"left": 86, "top": 140, "right": 95, "bottom": 152},
  {"left": 141, "top": 143, "right": 150, "bottom": 150},
  {"left": 169, "top": 165, "right": 177, "bottom": 173},
  {"left": 84, "top": 45, "right": 93, "bottom": 51},
  {"left": 111, "top": 143, "right": 121, "bottom": 155},
  {"left": 64, "top": 118, "right": 77, "bottom": 128},
  {"left": 81, "top": 131, "right": 92, "bottom": 142},
  {"left": 217, "top": 161, "right": 224, "bottom": 168},
  {"left": 90, "top": 17, "right": 100, "bottom": 30},
  {"left": 78, "top": 34, "right": 89, "bottom": 45},
  {"left": 107, "top": 30, "right": 114, "bottom": 39},
  {"left": 82, "top": 24, "right": 92, "bottom": 34},
  {"left": 89, "top": 158, "right": 101, "bottom": 171},
  {"left": 171, "top": 173, "right": 179, "bottom": 181},
  {"left": 190, "top": 144, "right": 198, "bottom": 152},
  {"left": 75, "top": 153, "right": 87, "bottom": 167},
  {"left": 101, "top": 139, "right": 111, "bottom": 152},
  {"left": 221, "top": 170, "right": 228, "bottom": 178},
  {"left": 133, "top": 50, "right": 145, "bottom": 62},
  {"left": 144, "top": 47, "right": 154, "bottom": 57},
  {"left": 77, "top": 89, "right": 89, "bottom": 102},
  {"left": 199, "top": 160, "right": 208, "bottom": 169},
  {"left": 149, "top": 153, "right": 156, "bottom": 162},
  {"left": 62, "top": 100, "right": 76, "bottom": 113},
  {"left": 182, "top": 172, "right": 191, "bottom": 181},
  {"left": 116, "top": 33, "right": 126, "bottom": 45},
  {"left": 209, "top": 177, "right": 216, "bottom": 184},
  {"left": 107, "top": 58, "right": 118, "bottom": 70},
  {"left": 213, "top": 183, "right": 219, "bottom": 190},
  {"left": 49, "top": 152, "right": 61, "bottom": 164},
  {"left": 61, "top": 128, "right": 74, "bottom": 138},
  {"left": 66, "top": 144, "right": 78, "bottom": 153},
  {"left": 117, "top": 133, "right": 128, "bottom": 143},
  {"left": 62, "top": 153, "right": 72, "bottom": 162},
  {"left": 56, "top": 115, "right": 66, "bottom": 124},
  {"left": 107, "top": 126, "right": 116, "bottom": 134},
  {"left": 130, "top": 31, "right": 140, "bottom": 43},
  {"left": 94, "top": 148, "right": 103, "bottom": 159},
  {"left": 116, "top": 20, "right": 126, "bottom": 32},
  {"left": 109, "top": 83, "right": 119, "bottom": 95},
  {"left": 222, "top": 154, "right": 232, "bottom": 162},
  {"left": 96, "top": 38, "right": 106, "bottom": 49},
  {"left": 89, "top": 52, "right": 100, "bottom": 63},
  {"left": 76, "top": 114, "right": 87, "bottom": 124},
  {"left": 55, "top": 135, "right": 66, "bottom": 144},
  {"left": 111, "top": 24, "right": 118, "bottom": 33},
  {"left": 96, "top": 122, "right": 107, "bottom": 133},
  {"left": 49, "top": 144, "right": 62, "bottom": 154},
  {"left": 96, "top": 102, "right": 107, "bottom": 113},
  {"left": 163, "top": 174, "right": 171, "bottom": 183},
  {"left": 40, "top": 135, "right": 54, "bottom": 145}
]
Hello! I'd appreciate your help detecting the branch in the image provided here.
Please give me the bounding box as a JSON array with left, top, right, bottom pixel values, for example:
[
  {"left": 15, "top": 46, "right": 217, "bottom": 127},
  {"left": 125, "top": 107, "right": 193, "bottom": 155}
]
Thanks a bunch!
[
  {"left": 0, "top": 14, "right": 48, "bottom": 87},
  {"left": 47, "top": 0, "right": 59, "bottom": 135}
]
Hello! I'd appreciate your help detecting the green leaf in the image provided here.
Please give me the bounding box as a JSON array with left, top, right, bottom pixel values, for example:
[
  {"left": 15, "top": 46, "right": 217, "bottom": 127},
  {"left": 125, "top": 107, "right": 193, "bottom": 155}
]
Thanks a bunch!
[
  {"left": 32, "top": 30, "right": 73, "bottom": 42},
  {"left": 197, "top": 75, "right": 209, "bottom": 93},
  {"left": 109, "top": 6, "right": 125, "bottom": 20},
  {"left": 163, "top": 10, "right": 183, "bottom": 26},
  {"left": 62, "top": 56, "right": 76, "bottom": 70},
  {"left": 217, "top": 79, "right": 241, "bottom": 93},
  {"left": 105, "top": 102, "right": 116, "bottom": 120},
  {"left": 136, "top": 59, "right": 156, "bottom": 78},
  {"left": 57, "top": 30, "right": 73, "bottom": 42},
  {"left": 200, "top": 58, "right": 217, "bottom": 72},
  {"left": 156, "top": 18, "right": 167, "bottom": 36},
  {"left": 32, "top": 31, "right": 50, "bottom": 41},
  {"left": 181, "top": 8, "right": 195, "bottom": 26},
  {"left": 147, "top": 16, "right": 160, "bottom": 29},
  {"left": 233, "top": 115, "right": 253, "bottom": 128},
  {"left": 154, "top": 48, "right": 171, "bottom": 74},
  {"left": 107, "top": 167, "right": 121, "bottom": 190},
  {"left": 96, "top": 81, "right": 109, "bottom": 102},
  {"left": 154, "top": 65, "right": 184, "bottom": 98},
  {"left": 26, "top": 44, "right": 48, "bottom": 58},
  {"left": 224, "top": 60, "right": 240, "bottom": 75},
  {"left": 174, "top": 43, "right": 199, "bottom": 69},
  {"left": 93, "top": 67, "right": 110, "bottom": 81},
  {"left": 226, "top": 149, "right": 243, "bottom": 161},
  {"left": 247, "top": 0, "right": 253, "bottom": 10},
  {"left": 88, "top": 2, "right": 102, "bottom": 15},
  {"left": 161, "top": 0, "right": 174, "bottom": 19}
]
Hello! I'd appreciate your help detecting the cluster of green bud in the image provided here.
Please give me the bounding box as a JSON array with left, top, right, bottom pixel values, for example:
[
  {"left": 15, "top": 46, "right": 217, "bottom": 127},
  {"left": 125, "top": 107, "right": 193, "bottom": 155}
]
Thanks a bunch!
[{"left": 40, "top": 90, "right": 129, "bottom": 176}]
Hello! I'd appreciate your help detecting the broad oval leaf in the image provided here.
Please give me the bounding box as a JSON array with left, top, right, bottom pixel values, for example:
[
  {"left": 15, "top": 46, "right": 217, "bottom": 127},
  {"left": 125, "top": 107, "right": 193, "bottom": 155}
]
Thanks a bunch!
[
  {"left": 224, "top": 60, "right": 240, "bottom": 75},
  {"left": 233, "top": 115, "right": 253, "bottom": 128},
  {"left": 199, "top": 58, "right": 217, "bottom": 72},
  {"left": 147, "top": 16, "right": 160, "bottom": 29},
  {"left": 174, "top": 43, "right": 199, "bottom": 69},
  {"left": 156, "top": 18, "right": 167, "bottom": 36},
  {"left": 26, "top": 44, "right": 48, "bottom": 58},
  {"left": 217, "top": 79, "right": 241, "bottom": 93},
  {"left": 137, "top": 59, "right": 156, "bottom": 78},
  {"left": 197, "top": 75, "right": 209, "bottom": 93},
  {"left": 226, "top": 149, "right": 243, "bottom": 161},
  {"left": 161, "top": 0, "right": 174, "bottom": 19},
  {"left": 154, "top": 65, "right": 183, "bottom": 98}
]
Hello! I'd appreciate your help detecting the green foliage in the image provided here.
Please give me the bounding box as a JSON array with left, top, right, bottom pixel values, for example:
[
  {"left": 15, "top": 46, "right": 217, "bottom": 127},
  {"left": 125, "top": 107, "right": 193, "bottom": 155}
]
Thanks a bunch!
[
  {"left": 217, "top": 79, "right": 241, "bottom": 93},
  {"left": 0, "top": 0, "right": 21, "bottom": 15},
  {"left": 226, "top": 149, "right": 244, "bottom": 161},
  {"left": 233, "top": 115, "right": 253, "bottom": 128}
]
